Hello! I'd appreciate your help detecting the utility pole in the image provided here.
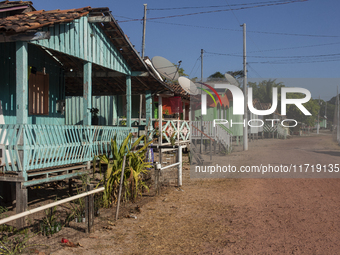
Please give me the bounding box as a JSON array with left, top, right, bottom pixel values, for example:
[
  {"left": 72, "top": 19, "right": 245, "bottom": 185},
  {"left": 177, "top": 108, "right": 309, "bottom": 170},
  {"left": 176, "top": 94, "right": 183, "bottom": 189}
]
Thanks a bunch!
[
  {"left": 317, "top": 95, "right": 320, "bottom": 134},
  {"left": 336, "top": 86, "right": 340, "bottom": 143},
  {"left": 141, "top": 4, "right": 147, "bottom": 59},
  {"left": 241, "top": 23, "right": 248, "bottom": 151},
  {"left": 200, "top": 49, "right": 203, "bottom": 154},
  {"left": 325, "top": 101, "right": 327, "bottom": 129}
]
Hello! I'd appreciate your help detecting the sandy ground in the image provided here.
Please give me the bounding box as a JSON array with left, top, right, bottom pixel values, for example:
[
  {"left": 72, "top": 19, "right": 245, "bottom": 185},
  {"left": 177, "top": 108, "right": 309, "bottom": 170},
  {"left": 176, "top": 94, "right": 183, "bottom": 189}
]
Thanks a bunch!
[{"left": 30, "top": 131, "right": 340, "bottom": 254}]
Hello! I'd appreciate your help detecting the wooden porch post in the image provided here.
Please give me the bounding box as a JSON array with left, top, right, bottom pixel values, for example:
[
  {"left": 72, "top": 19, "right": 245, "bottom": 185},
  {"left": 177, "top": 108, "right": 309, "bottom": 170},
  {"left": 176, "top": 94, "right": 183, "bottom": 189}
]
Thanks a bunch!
[
  {"left": 15, "top": 41, "right": 28, "bottom": 229},
  {"left": 139, "top": 94, "right": 142, "bottom": 125},
  {"left": 16, "top": 41, "right": 28, "bottom": 125},
  {"left": 182, "top": 102, "right": 186, "bottom": 120},
  {"left": 83, "top": 61, "right": 92, "bottom": 126},
  {"left": 126, "top": 75, "right": 131, "bottom": 127},
  {"left": 158, "top": 96, "right": 162, "bottom": 146},
  {"left": 145, "top": 90, "right": 152, "bottom": 135}
]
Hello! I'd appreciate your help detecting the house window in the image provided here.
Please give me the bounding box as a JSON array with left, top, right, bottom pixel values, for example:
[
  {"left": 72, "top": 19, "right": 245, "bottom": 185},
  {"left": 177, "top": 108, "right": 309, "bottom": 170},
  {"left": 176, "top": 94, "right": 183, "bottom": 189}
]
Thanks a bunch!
[{"left": 28, "top": 72, "right": 49, "bottom": 115}]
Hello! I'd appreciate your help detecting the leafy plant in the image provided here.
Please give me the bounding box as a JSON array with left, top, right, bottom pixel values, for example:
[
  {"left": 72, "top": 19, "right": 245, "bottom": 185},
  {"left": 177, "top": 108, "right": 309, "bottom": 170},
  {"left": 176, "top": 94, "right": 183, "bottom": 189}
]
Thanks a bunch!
[
  {"left": 67, "top": 187, "right": 85, "bottom": 221},
  {"left": 120, "top": 116, "right": 127, "bottom": 126},
  {"left": 97, "top": 133, "right": 153, "bottom": 207},
  {"left": 170, "top": 132, "right": 176, "bottom": 146},
  {"left": 0, "top": 201, "right": 8, "bottom": 220},
  {"left": 0, "top": 232, "right": 45, "bottom": 254},
  {"left": 40, "top": 197, "right": 63, "bottom": 235},
  {"left": 43, "top": 206, "right": 57, "bottom": 229},
  {"left": 90, "top": 108, "right": 99, "bottom": 117}
]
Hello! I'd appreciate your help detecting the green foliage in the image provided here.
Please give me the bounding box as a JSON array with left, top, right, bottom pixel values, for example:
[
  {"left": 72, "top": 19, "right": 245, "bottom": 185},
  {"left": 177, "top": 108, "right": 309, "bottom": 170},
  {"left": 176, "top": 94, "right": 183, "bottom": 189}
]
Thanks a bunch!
[
  {"left": 170, "top": 132, "right": 176, "bottom": 146},
  {"left": 248, "top": 79, "right": 285, "bottom": 111},
  {"left": 0, "top": 199, "right": 8, "bottom": 219},
  {"left": 208, "top": 71, "right": 224, "bottom": 79},
  {"left": 248, "top": 79, "right": 321, "bottom": 126},
  {"left": 226, "top": 70, "right": 244, "bottom": 79},
  {"left": 173, "top": 63, "right": 188, "bottom": 77},
  {"left": 97, "top": 133, "right": 152, "bottom": 207},
  {"left": 286, "top": 94, "right": 320, "bottom": 126},
  {"left": 43, "top": 203, "right": 57, "bottom": 229},
  {"left": 120, "top": 116, "right": 127, "bottom": 126},
  {"left": 0, "top": 232, "right": 44, "bottom": 255},
  {"left": 90, "top": 108, "right": 99, "bottom": 117}
]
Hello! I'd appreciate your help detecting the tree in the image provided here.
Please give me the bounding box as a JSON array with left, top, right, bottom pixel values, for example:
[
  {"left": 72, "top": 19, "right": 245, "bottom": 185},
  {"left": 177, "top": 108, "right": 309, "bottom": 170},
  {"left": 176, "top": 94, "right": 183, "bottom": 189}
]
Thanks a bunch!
[
  {"left": 285, "top": 94, "right": 320, "bottom": 126},
  {"left": 208, "top": 71, "right": 224, "bottom": 79},
  {"left": 226, "top": 70, "right": 244, "bottom": 79},
  {"left": 248, "top": 79, "right": 319, "bottom": 126},
  {"left": 248, "top": 79, "right": 285, "bottom": 112},
  {"left": 173, "top": 63, "right": 188, "bottom": 77}
]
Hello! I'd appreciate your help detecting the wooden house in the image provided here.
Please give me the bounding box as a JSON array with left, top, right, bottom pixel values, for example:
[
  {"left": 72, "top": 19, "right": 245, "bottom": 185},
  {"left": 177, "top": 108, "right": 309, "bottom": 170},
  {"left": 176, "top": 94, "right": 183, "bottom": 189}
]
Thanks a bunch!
[{"left": 0, "top": 2, "right": 173, "bottom": 227}]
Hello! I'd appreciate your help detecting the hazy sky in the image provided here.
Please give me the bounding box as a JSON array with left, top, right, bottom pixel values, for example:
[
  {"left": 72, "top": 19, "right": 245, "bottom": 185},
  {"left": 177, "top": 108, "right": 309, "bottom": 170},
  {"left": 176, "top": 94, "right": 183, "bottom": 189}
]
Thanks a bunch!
[{"left": 30, "top": 0, "right": 340, "bottom": 100}]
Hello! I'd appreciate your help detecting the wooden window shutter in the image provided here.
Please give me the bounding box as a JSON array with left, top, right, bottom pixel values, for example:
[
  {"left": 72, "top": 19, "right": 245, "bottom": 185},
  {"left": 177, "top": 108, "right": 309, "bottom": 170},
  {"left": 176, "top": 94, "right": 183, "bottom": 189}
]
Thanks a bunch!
[{"left": 28, "top": 72, "right": 49, "bottom": 115}]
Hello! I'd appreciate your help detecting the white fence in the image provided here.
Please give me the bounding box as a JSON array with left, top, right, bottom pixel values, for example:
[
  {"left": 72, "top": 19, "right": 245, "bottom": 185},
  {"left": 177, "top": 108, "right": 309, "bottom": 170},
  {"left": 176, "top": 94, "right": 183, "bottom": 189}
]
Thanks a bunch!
[{"left": 192, "top": 121, "right": 232, "bottom": 149}]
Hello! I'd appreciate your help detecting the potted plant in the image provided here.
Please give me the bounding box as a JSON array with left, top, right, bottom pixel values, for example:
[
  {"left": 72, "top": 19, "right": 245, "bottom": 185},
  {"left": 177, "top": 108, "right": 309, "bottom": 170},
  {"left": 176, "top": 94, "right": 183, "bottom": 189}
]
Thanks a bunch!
[
  {"left": 163, "top": 109, "right": 171, "bottom": 118},
  {"left": 120, "top": 116, "right": 127, "bottom": 126},
  {"left": 90, "top": 108, "right": 99, "bottom": 125}
]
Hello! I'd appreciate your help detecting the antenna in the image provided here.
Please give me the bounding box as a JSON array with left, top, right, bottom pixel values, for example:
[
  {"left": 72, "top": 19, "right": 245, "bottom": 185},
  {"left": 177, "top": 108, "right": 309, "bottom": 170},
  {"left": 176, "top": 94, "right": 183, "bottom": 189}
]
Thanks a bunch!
[
  {"left": 178, "top": 77, "right": 198, "bottom": 95},
  {"left": 152, "top": 56, "right": 179, "bottom": 81},
  {"left": 224, "top": 73, "right": 240, "bottom": 87}
]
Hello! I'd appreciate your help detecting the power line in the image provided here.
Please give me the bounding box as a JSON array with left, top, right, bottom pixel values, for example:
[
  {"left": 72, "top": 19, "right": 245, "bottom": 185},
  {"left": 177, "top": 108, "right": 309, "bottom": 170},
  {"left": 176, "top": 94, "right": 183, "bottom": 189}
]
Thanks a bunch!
[
  {"left": 115, "top": 14, "right": 339, "bottom": 38},
  {"left": 145, "top": 20, "right": 339, "bottom": 38},
  {"left": 118, "top": 0, "right": 307, "bottom": 23},
  {"left": 189, "top": 56, "right": 201, "bottom": 78},
  {"left": 222, "top": 0, "right": 280, "bottom": 76},
  {"left": 249, "top": 58, "right": 340, "bottom": 64},
  {"left": 247, "top": 63, "right": 263, "bottom": 78},
  {"left": 248, "top": 42, "right": 340, "bottom": 53},
  {"left": 205, "top": 51, "right": 340, "bottom": 59},
  {"left": 148, "top": 0, "right": 293, "bottom": 10}
]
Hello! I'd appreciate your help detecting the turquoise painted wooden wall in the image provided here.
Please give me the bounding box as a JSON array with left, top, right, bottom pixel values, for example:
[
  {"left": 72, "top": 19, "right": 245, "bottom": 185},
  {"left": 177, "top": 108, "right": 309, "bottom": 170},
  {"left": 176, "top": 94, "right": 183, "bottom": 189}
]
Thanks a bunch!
[
  {"left": 65, "top": 96, "right": 118, "bottom": 125},
  {"left": 116, "top": 95, "right": 141, "bottom": 119},
  {"left": 31, "top": 16, "right": 131, "bottom": 75},
  {"left": 65, "top": 95, "right": 143, "bottom": 126},
  {"left": 0, "top": 43, "right": 64, "bottom": 125}
]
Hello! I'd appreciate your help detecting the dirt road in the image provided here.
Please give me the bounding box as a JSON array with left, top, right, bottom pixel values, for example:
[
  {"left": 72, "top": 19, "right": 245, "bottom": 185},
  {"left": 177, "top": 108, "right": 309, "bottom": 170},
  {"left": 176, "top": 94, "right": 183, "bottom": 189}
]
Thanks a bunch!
[{"left": 53, "top": 132, "right": 340, "bottom": 254}]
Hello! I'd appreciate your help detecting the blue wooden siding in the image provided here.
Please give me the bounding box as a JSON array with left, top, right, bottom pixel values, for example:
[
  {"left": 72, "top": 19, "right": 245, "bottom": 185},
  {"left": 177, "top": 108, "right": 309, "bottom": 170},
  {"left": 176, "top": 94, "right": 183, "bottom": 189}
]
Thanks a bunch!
[
  {"left": 0, "top": 43, "right": 64, "bottom": 125},
  {"left": 31, "top": 16, "right": 131, "bottom": 75},
  {"left": 65, "top": 96, "right": 118, "bottom": 125},
  {"left": 0, "top": 42, "right": 16, "bottom": 124},
  {"left": 66, "top": 95, "right": 143, "bottom": 126},
  {"left": 116, "top": 95, "right": 142, "bottom": 119}
]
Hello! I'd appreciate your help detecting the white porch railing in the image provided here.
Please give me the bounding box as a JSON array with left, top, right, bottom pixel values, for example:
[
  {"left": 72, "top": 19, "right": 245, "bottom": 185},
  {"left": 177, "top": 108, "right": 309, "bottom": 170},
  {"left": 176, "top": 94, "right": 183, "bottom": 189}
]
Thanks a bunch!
[
  {"left": 192, "top": 121, "right": 233, "bottom": 149},
  {"left": 159, "top": 120, "right": 190, "bottom": 145},
  {"left": 0, "top": 124, "right": 137, "bottom": 174}
]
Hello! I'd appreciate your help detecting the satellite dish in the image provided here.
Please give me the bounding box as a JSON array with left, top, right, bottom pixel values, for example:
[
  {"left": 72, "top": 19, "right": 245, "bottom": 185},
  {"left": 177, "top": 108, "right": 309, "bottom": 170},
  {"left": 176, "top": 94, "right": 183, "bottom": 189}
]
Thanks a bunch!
[
  {"left": 178, "top": 77, "right": 198, "bottom": 95},
  {"left": 152, "top": 56, "right": 179, "bottom": 81},
  {"left": 224, "top": 73, "right": 240, "bottom": 86}
]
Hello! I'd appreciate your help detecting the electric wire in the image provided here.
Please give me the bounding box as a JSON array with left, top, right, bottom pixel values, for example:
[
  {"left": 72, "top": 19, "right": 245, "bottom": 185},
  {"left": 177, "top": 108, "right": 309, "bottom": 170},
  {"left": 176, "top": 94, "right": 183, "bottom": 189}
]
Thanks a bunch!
[
  {"left": 189, "top": 56, "right": 201, "bottom": 78},
  {"left": 118, "top": 0, "right": 306, "bottom": 23},
  {"left": 148, "top": 0, "right": 294, "bottom": 10},
  {"left": 115, "top": 15, "right": 339, "bottom": 38}
]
